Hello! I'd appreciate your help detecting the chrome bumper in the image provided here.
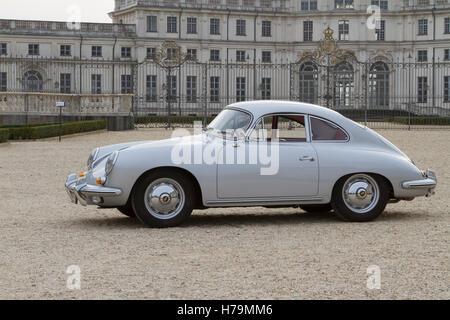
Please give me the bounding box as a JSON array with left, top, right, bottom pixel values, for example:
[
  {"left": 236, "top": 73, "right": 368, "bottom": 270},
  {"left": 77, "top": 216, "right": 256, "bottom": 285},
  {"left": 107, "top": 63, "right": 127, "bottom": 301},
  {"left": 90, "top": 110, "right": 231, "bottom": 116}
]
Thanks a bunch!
[
  {"left": 65, "top": 173, "right": 122, "bottom": 206},
  {"left": 402, "top": 169, "right": 437, "bottom": 197}
]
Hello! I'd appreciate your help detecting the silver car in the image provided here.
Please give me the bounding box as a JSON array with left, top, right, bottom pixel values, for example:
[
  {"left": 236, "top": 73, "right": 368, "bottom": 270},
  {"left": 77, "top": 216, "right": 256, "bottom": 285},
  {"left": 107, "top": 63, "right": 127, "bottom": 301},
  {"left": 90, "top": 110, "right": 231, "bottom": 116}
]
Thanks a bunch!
[{"left": 65, "top": 101, "right": 437, "bottom": 228}]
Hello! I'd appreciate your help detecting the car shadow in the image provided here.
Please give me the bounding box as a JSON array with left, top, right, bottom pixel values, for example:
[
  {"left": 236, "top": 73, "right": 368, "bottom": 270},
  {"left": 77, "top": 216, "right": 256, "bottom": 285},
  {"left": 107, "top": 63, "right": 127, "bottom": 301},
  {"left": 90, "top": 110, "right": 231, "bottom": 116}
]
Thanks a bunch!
[
  {"left": 183, "top": 210, "right": 429, "bottom": 227},
  {"left": 70, "top": 209, "right": 430, "bottom": 230}
]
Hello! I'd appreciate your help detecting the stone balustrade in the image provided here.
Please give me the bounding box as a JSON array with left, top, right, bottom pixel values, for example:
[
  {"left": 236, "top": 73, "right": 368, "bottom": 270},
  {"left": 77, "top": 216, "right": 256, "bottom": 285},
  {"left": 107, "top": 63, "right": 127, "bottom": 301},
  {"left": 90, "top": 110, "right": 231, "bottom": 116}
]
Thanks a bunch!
[{"left": 0, "top": 92, "right": 133, "bottom": 116}]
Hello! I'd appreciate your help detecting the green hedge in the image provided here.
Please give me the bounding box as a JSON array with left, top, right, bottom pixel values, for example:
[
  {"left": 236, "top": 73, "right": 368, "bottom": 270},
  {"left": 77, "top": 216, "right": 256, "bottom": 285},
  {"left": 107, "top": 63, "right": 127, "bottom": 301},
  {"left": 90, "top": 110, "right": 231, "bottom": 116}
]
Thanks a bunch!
[
  {"left": 387, "top": 116, "right": 450, "bottom": 126},
  {"left": 8, "top": 120, "right": 107, "bottom": 140},
  {"left": 135, "top": 115, "right": 215, "bottom": 125},
  {"left": 0, "top": 128, "right": 8, "bottom": 143}
]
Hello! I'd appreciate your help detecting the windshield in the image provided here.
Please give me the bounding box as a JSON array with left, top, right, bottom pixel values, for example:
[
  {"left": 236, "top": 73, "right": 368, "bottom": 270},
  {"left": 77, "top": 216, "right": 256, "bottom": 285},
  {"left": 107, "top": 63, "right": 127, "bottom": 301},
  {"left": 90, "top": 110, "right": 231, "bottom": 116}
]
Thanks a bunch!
[{"left": 207, "top": 109, "right": 252, "bottom": 133}]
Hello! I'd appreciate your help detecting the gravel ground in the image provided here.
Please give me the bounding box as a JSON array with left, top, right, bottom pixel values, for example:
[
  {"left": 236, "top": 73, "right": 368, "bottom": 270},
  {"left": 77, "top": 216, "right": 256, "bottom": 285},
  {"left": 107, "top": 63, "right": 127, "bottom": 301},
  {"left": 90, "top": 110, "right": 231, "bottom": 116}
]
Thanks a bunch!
[{"left": 0, "top": 128, "right": 448, "bottom": 300}]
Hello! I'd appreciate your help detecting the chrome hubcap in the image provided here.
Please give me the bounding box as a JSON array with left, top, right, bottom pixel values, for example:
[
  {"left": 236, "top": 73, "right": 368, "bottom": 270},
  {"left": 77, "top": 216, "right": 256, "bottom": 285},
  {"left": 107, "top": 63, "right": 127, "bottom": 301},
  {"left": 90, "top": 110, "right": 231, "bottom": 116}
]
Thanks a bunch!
[
  {"left": 342, "top": 174, "right": 379, "bottom": 214},
  {"left": 144, "top": 178, "right": 185, "bottom": 220}
]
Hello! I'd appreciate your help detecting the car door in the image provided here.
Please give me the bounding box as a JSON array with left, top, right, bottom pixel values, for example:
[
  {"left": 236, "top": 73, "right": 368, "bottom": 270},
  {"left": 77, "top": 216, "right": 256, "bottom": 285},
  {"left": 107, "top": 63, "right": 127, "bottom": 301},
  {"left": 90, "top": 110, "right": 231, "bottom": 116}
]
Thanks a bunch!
[{"left": 217, "top": 114, "right": 319, "bottom": 199}]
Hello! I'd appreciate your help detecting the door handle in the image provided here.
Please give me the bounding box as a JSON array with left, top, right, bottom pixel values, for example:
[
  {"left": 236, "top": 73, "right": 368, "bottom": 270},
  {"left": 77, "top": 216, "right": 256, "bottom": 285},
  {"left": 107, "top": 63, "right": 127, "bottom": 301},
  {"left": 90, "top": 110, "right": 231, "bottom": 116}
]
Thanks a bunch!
[{"left": 299, "top": 156, "right": 315, "bottom": 162}]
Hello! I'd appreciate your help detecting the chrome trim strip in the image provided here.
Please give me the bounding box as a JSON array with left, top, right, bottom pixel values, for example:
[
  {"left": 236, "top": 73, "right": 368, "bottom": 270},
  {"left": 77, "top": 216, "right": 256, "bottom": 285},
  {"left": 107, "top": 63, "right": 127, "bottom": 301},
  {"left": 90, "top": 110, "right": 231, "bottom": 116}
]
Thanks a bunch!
[
  {"left": 206, "top": 197, "right": 323, "bottom": 207},
  {"left": 402, "top": 179, "right": 437, "bottom": 189}
]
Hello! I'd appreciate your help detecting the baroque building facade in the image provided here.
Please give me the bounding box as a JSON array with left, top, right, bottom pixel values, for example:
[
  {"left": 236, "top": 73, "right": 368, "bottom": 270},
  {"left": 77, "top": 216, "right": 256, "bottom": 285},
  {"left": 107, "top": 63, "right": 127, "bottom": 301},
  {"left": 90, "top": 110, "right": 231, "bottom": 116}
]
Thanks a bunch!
[{"left": 0, "top": 0, "right": 449, "bottom": 118}]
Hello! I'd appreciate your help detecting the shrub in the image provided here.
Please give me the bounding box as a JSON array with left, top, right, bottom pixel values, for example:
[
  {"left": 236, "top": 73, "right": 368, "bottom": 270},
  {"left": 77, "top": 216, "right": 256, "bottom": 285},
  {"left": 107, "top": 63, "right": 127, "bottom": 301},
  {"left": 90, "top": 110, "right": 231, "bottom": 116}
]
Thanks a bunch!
[
  {"left": 386, "top": 116, "right": 450, "bottom": 126},
  {"left": 8, "top": 120, "right": 107, "bottom": 140},
  {"left": 0, "top": 128, "right": 8, "bottom": 143}
]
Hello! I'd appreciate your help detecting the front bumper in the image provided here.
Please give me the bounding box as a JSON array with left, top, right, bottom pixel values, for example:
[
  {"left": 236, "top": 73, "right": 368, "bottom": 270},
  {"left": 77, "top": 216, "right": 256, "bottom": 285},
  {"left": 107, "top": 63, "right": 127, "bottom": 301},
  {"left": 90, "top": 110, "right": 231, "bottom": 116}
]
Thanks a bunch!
[
  {"left": 65, "top": 173, "right": 122, "bottom": 206},
  {"left": 402, "top": 169, "right": 437, "bottom": 197}
]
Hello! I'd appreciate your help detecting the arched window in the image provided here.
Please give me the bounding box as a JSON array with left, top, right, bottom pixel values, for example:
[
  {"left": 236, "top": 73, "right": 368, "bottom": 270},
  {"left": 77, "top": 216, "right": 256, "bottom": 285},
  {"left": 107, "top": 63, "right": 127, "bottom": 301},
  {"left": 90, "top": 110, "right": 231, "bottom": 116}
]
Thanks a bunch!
[
  {"left": 369, "top": 62, "right": 390, "bottom": 109},
  {"left": 23, "top": 71, "right": 43, "bottom": 92},
  {"left": 299, "top": 62, "right": 318, "bottom": 104},
  {"left": 333, "top": 62, "right": 354, "bottom": 109}
]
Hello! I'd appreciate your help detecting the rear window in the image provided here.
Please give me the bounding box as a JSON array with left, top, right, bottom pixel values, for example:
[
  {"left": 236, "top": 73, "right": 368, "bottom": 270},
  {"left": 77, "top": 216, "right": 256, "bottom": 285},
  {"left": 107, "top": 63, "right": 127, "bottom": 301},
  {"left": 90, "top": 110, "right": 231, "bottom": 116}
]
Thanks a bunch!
[{"left": 311, "top": 117, "right": 348, "bottom": 141}]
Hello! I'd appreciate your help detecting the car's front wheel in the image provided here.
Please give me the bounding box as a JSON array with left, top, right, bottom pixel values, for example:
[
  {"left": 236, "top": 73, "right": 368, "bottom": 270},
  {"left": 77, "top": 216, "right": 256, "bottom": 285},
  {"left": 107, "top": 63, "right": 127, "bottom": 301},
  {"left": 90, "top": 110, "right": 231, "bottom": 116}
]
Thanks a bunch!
[
  {"left": 331, "top": 174, "right": 389, "bottom": 222},
  {"left": 132, "top": 170, "right": 194, "bottom": 228}
]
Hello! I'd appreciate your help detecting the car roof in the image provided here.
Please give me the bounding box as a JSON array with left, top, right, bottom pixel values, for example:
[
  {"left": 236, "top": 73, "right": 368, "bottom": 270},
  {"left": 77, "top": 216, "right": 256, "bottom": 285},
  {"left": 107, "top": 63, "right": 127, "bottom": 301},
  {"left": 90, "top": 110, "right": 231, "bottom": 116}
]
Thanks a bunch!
[{"left": 226, "top": 100, "right": 349, "bottom": 124}]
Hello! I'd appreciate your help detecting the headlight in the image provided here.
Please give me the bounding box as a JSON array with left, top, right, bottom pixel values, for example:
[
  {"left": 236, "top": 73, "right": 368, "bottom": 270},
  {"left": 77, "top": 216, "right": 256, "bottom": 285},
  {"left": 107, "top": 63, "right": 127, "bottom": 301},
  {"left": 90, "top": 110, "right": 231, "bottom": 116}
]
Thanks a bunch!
[
  {"left": 87, "top": 148, "right": 100, "bottom": 170},
  {"left": 105, "top": 151, "right": 119, "bottom": 176}
]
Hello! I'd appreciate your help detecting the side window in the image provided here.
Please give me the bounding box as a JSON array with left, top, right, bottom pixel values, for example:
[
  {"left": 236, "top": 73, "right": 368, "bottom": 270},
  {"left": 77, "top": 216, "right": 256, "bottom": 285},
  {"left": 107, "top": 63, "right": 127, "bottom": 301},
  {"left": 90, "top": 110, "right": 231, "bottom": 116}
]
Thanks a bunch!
[
  {"left": 277, "top": 115, "right": 307, "bottom": 142},
  {"left": 251, "top": 115, "right": 307, "bottom": 142},
  {"left": 310, "top": 117, "right": 348, "bottom": 141}
]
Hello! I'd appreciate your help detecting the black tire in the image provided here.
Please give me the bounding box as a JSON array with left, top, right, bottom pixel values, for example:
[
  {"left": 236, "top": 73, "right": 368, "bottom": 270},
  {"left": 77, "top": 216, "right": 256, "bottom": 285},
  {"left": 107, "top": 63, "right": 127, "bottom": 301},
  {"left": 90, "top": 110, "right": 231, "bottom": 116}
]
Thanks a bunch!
[
  {"left": 131, "top": 170, "right": 194, "bottom": 228},
  {"left": 300, "top": 204, "right": 333, "bottom": 213},
  {"left": 117, "top": 206, "right": 136, "bottom": 218},
  {"left": 331, "top": 174, "right": 389, "bottom": 222}
]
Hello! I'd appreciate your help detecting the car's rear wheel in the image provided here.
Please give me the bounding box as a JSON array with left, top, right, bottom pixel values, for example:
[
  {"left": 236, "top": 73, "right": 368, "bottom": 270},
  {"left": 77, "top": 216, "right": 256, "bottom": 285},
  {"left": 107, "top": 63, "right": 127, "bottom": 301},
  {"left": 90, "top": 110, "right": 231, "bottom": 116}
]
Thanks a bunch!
[
  {"left": 332, "top": 174, "right": 389, "bottom": 222},
  {"left": 117, "top": 205, "right": 136, "bottom": 218},
  {"left": 132, "top": 170, "right": 194, "bottom": 228},
  {"left": 300, "top": 204, "right": 333, "bottom": 213}
]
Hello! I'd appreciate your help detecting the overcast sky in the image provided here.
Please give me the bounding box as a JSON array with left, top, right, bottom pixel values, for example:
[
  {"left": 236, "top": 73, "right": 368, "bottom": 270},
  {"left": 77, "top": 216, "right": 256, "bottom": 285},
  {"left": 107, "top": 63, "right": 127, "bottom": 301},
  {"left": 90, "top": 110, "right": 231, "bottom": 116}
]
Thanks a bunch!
[{"left": 0, "top": 0, "right": 114, "bottom": 23}]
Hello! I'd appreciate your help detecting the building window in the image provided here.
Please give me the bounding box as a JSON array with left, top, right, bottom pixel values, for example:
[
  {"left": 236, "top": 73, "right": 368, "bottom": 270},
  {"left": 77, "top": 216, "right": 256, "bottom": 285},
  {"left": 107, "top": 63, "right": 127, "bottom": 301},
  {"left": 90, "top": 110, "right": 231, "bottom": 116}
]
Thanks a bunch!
[
  {"left": 236, "top": 77, "right": 246, "bottom": 102},
  {"left": 261, "top": 78, "right": 271, "bottom": 100},
  {"left": 445, "top": 76, "right": 450, "bottom": 103},
  {"left": 445, "top": 49, "right": 450, "bottom": 61},
  {"left": 418, "top": 19, "right": 428, "bottom": 36},
  {"left": 187, "top": 17, "right": 197, "bottom": 34},
  {"left": 301, "top": 0, "right": 318, "bottom": 10},
  {"left": 147, "top": 47, "right": 156, "bottom": 59},
  {"left": 335, "top": 0, "right": 354, "bottom": 9},
  {"left": 376, "top": 20, "right": 385, "bottom": 41},
  {"left": 210, "top": 49, "right": 220, "bottom": 61},
  {"left": 304, "top": 21, "right": 313, "bottom": 41},
  {"left": 445, "top": 18, "right": 450, "bottom": 34},
  {"left": 60, "top": 45, "right": 71, "bottom": 57},
  {"left": 210, "top": 76, "right": 220, "bottom": 103},
  {"left": 418, "top": 76, "right": 428, "bottom": 103},
  {"left": 60, "top": 73, "right": 71, "bottom": 94},
  {"left": 0, "top": 43, "right": 7, "bottom": 55},
  {"left": 167, "top": 75, "right": 177, "bottom": 102},
  {"left": 369, "top": 62, "right": 390, "bottom": 108},
  {"left": 236, "top": 50, "right": 246, "bottom": 62},
  {"left": 146, "top": 75, "right": 157, "bottom": 102},
  {"left": 210, "top": 18, "right": 220, "bottom": 35},
  {"left": 147, "top": 16, "right": 157, "bottom": 32},
  {"left": 121, "top": 47, "right": 131, "bottom": 58},
  {"left": 186, "top": 76, "right": 197, "bottom": 103},
  {"left": 167, "top": 16, "right": 178, "bottom": 33},
  {"left": 167, "top": 48, "right": 179, "bottom": 60},
  {"left": 187, "top": 49, "right": 197, "bottom": 61},
  {"left": 339, "top": 21, "right": 349, "bottom": 40},
  {"left": 28, "top": 44, "right": 39, "bottom": 56},
  {"left": 299, "top": 62, "right": 318, "bottom": 104},
  {"left": 262, "top": 21, "right": 271, "bottom": 37},
  {"left": 91, "top": 74, "right": 102, "bottom": 94},
  {"left": 262, "top": 51, "right": 272, "bottom": 63},
  {"left": 371, "top": 0, "right": 388, "bottom": 10},
  {"left": 418, "top": 50, "right": 428, "bottom": 62},
  {"left": 92, "top": 46, "right": 102, "bottom": 57},
  {"left": 333, "top": 63, "right": 354, "bottom": 108},
  {"left": 121, "top": 75, "right": 132, "bottom": 94},
  {"left": 0, "top": 72, "right": 6, "bottom": 92},
  {"left": 236, "top": 19, "right": 246, "bottom": 36},
  {"left": 23, "top": 71, "right": 43, "bottom": 92}
]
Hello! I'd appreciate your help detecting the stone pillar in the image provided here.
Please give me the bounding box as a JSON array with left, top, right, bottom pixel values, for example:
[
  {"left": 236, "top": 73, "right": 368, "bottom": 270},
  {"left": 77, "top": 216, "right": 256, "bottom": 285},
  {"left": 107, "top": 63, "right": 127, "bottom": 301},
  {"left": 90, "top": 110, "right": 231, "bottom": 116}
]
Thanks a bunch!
[{"left": 107, "top": 115, "right": 135, "bottom": 131}]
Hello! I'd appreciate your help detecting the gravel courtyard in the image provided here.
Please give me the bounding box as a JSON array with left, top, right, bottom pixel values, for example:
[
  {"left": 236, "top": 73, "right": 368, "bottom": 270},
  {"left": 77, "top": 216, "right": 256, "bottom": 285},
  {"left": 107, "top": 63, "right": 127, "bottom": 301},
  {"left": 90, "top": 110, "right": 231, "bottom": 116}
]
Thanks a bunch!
[{"left": 0, "top": 128, "right": 448, "bottom": 300}]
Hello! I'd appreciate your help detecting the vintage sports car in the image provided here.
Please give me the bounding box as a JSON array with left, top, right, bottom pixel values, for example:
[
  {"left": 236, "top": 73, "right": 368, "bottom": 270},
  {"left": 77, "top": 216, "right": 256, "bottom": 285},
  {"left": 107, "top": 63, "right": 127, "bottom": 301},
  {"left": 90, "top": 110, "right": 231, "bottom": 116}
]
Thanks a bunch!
[{"left": 65, "top": 101, "right": 437, "bottom": 228}]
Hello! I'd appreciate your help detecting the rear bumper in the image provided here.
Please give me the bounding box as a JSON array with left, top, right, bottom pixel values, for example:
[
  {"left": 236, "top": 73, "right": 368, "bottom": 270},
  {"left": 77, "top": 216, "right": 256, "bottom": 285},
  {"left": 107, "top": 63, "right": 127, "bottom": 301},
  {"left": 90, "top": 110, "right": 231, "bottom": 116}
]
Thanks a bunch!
[
  {"left": 402, "top": 169, "right": 437, "bottom": 197},
  {"left": 65, "top": 173, "right": 122, "bottom": 206}
]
